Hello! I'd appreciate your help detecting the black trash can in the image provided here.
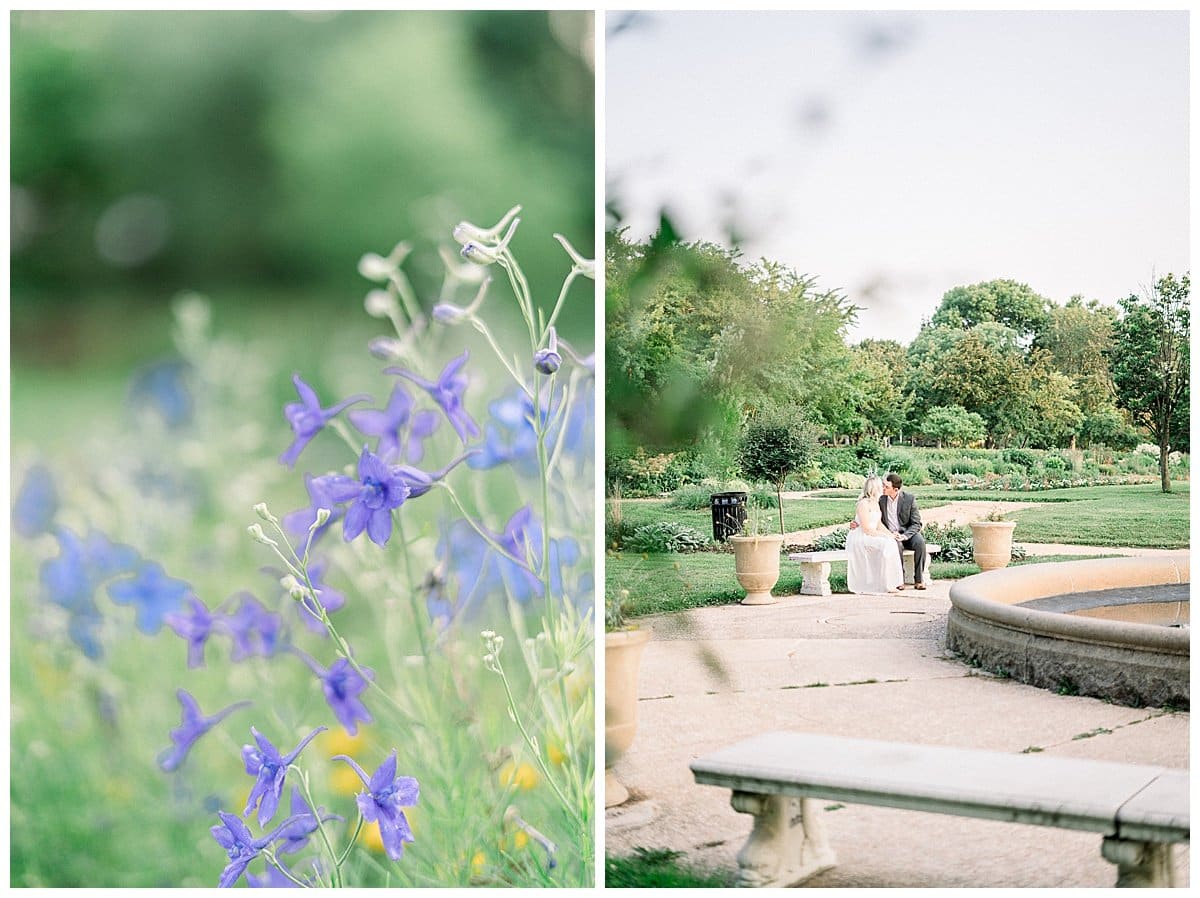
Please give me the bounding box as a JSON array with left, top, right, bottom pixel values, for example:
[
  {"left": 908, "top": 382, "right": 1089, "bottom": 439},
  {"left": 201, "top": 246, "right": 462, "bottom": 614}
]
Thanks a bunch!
[{"left": 710, "top": 491, "right": 748, "bottom": 542}]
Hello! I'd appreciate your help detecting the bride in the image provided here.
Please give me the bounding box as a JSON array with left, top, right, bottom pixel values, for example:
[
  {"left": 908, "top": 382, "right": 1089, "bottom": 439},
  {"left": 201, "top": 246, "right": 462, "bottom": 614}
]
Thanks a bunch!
[{"left": 846, "top": 475, "right": 904, "bottom": 595}]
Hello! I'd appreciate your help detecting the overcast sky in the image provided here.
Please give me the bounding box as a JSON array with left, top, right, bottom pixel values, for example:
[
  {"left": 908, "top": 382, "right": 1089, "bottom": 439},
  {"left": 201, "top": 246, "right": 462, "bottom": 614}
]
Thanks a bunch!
[{"left": 605, "top": 10, "right": 1190, "bottom": 344}]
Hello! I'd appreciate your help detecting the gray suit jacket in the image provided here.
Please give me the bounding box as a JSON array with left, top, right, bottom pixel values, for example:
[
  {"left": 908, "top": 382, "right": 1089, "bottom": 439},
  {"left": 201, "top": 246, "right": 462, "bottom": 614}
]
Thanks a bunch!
[{"left": 879, "top": 490, "right": 923, "bottom": 541}]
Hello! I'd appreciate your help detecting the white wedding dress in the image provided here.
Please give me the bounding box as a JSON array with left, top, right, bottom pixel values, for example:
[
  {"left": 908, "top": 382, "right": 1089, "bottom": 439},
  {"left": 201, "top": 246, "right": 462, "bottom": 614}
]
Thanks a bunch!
[{"left": 846, "top": 498, "right": 904, "bottom": 595}]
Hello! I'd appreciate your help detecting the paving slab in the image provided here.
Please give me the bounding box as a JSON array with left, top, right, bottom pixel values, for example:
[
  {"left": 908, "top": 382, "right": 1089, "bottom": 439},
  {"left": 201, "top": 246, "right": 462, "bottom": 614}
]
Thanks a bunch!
[{"left": 606, "top": 568, "right": 1190, "bottom": 888}]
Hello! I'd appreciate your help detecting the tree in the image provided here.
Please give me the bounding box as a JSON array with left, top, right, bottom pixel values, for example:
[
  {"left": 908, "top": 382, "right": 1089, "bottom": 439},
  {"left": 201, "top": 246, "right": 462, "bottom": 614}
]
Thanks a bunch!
[
  {"left": 737, "top": 410, "right": 819, "bottom": 535},
  {"left": 1109, "top": 272, "right": 1190, "bottom": 492},
  {"left": 931, "top": 279, "right": 1051, "bottom": 344},
  {"left": 919, "top": 405, "right": 986, "bottom": 448}
]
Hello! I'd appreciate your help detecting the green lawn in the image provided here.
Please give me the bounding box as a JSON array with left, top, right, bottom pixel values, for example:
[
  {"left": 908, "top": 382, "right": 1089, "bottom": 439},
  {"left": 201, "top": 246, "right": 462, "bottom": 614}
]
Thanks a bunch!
[
  {"left": 605, "top": 849, "right": 733, "bottom": 888},
  {"left": 1006, "top": 483, "right": 1189, "bottom": 548},
  {"left": 606, "top": 551, "right": 1121, "bottom": 619}
]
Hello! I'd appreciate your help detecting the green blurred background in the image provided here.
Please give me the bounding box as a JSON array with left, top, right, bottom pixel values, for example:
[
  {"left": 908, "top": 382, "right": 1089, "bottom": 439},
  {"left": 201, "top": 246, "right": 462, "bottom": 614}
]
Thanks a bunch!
[{"left": 11, "top": 9, "right": 595, "bottom": 437}]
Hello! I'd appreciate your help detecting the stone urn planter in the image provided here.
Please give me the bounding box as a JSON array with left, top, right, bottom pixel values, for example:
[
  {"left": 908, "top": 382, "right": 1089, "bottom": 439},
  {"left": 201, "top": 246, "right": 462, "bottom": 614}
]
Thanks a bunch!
[
  {"left": 969, "top": 520, "right": 1017, "bottom": 571},
  {"left": 730, "top": 534, "right": 785, "bottom": 605},
  {"left": 605, "top": 627, "right": 651, "bottom": 808}
]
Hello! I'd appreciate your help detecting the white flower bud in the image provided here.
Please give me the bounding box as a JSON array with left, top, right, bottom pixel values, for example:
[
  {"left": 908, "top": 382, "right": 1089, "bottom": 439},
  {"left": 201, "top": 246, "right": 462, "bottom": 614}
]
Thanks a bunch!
[
  {"left": 358, "top": 253, "right": 394, "bottom": 281},
  {"left": 480, "top": 630, "right": 497, "bottom": 641},
  {"left": 253, "top": 503, "right": 280, "bottom": 526},
  {"left": 364, "top": 289, "right": 398, "bottom": 318},
  {"left": 247, "top": 523, "right": 278, "bottom": 547},
  {"left": 313, "top": 507, "right": 332, "bottom": 527},
  {"left": 452, "top": 205, "right": 521, "bottom": 246}
]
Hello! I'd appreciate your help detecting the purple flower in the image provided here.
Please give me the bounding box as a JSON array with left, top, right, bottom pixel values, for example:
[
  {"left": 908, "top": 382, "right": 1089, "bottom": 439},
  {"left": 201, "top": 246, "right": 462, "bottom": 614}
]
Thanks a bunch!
[
  {"left": 279, "top": 374, "right": 369, "bottom": 469},
  {"left": 128, "top": 357, "right": 193, "bottom": 429},
  {"left": 320, "top": 449, "right": 476, "bottom": 548},
  {"left": 533, "top": 327, "right": 562, "bottom": 375},
  {"left": 294, "top": 558, "right": 345, "bottom": 634},
  {"left": 225, "top": 593, "right": 285, "bottom": 661},
  {"left": 159, "top": 689, "right": 250, "bottom": 773},
  {"left": 211, "top": 810, "right": 309, "bottom": 888},
  {"left": 107, "top": 561, "right": 191, "bottom": 635},
  {"left": 328, "top": 448, "right": 414, "bottom": 547},
  {"left": 165, "top": 596, "right": 220, "bottom": 668},
  {"left": 282, "top": 473, "right": 345, "bottom": 548},
  {"left": 467, "top": 390, "right": 543, "bottom": 477},
  {"left": 332, "top": 751, "right": 418, "bottom": 861},
  {"left": 275, "top": 786, "right": 342, "bottom": 856},
  {"left": 293, "top": 649, "right": 374, "bottom": 734},
  {"left": 66, "top": 608, "right": 105, "bottom": 660},
  {"left": 347, "top": 384, "right": 440, "bottom": 464},
  {"left": 430, "top": 507, "right": 583, "bottom": 626},
  {"left": 241, "top": 726, "right": 326, "bottom": 827},
  {"left": 13, "top": 464, "right": 58, "bottom": 538},
  {"left": 386, "top": 350, "right": 480, "bottom": 443}
]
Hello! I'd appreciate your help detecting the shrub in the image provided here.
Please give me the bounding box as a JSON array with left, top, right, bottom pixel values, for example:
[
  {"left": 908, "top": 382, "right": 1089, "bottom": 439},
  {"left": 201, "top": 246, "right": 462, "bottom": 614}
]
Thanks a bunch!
[
  {"left": 625, "top": 522, "right": 710, "bottom": 554},
  {"left": 816, "top": 446, "right": 860, "bottom": 477},
  {"left": 667, "top": 484, "right": 727, "bottom": 510},
  {"left": 1003, "top": 448, "right": 1038, "bottom": 471},
  {"left": 833, "top": 471, "right": 866, "bottom": 491},
  {"left": 1042, "top": 454, "right": 1068, "bottom": 473},
  {"left": 949, "top": 457, "right": 993, "bottom": 477},
  {"left": 808, "top": 528, "right": 848, "bottom": 551},
  {"left": 854, "top": 438, "right": 883, "bottom": 462},
  {"left": 925, "top": 462, "right": 950, "bottom": 484},
  {"left": 879, "top": 449, "right": 931, "bottom": 485}
]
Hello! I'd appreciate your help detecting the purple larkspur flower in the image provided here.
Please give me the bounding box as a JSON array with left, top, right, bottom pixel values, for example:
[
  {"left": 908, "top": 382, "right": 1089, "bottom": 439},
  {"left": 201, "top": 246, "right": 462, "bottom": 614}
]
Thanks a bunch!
[
  {"left": 292, "top": 649, "right": 373, "bottom": 734},
  {"left": 279, "top": 374, "right": 369, "bottom": 469},
  {"left": 211, "top": 810, "right": 309, "bottom": 888},
  {"left": 386, "top": 350, "right": 480, "bottom": 443},
  {"left": 128, "top": 357, "right": 193, "bottom": 429},
  {"left": 467, "top": 390, "right": 544, "bottom": 477},
  {"left": 347, "top": 384, "right": 440, "bottom": 464},
  {"left": 275, "top": 786, "right": 342, "bottom": 856},
  {"left": 66, "top": 607, "right": 105, "bottom": 660},
  {"left": 107, "top": 560, "right": 191, "bottom": 635},
  {"left": 13, "top": 464, "right": 58, "bottom": 538},
  {"left": 225, "top": 593, "right": 285, "bottom": 661},
  {"left": 282, "top": 473, "right": 345, "bottom": 549},
  {"left": 430, "top": 507, "right": 583, "bottom": 626},
  {"left": 241, "top": 726, "right": 326, "bottom": 827},
  {"left": 332, "top": 751, "right": 418, "bottom": 861},
  {"left": 165, "top": 596, "right": 220, "bottom": 667},
  {"left": 159, "top": 689, "right": 250, "bottom": 773},
  {"left": 533, "top": 327, "right": 562, "bottom": 375},
  {"left": 326, "top": 448, "right": 413, "bottom": 547}
]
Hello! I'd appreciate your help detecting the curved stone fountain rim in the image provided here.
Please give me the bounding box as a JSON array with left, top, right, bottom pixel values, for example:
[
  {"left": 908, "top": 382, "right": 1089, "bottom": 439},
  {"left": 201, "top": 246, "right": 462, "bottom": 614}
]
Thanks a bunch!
[{"left": 948, "top": 553, "right": 1190, "bottom": 655}]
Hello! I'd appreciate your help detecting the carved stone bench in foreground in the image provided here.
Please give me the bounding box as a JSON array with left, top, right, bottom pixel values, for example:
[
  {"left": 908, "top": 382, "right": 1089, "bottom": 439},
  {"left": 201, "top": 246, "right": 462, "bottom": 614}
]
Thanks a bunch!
[
  {"left": 787, "top": 543, "right": 941, "bottom": 596},
  {"left": 690, "top": 731, "right": 1188, "bottom": 888}
]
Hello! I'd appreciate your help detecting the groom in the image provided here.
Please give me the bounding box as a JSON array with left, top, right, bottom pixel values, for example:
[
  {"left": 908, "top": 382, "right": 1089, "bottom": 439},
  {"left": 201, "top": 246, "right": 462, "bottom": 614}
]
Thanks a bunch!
[{"left": 880, "top": 473, "right": 927, "bottom": 590}]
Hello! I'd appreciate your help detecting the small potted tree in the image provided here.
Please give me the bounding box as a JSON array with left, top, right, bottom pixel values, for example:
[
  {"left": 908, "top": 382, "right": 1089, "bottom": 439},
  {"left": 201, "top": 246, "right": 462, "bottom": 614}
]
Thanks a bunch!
[
  {"left": 604, "top": 589, "right": 649, "bottom": 807},
  {"left": 969, "top": 510, "right": 1018, "bottom": 571},
  {"left": 732, "top": 410, "right": 818, "bottom": 605}
]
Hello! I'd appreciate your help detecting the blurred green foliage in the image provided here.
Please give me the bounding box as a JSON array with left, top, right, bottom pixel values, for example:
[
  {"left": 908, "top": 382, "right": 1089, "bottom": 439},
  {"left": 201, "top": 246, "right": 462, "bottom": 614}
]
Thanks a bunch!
[{"left": 11, "top": 10, "right": 595, "bottom": 363}]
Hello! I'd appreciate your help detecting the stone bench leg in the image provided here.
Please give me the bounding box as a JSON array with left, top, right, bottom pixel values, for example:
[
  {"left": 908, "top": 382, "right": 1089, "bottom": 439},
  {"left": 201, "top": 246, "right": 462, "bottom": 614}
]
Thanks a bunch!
[
  {"left": 729, "top": 792, "right": 836, "bottom": 887},
  {"left": 799, "top": 562, "right": 832, "bottom": 596},
  {"left": 1101, "top": 837, "right": 1176, "bottom": 887},
  {"left": 902, "top": 554, "right": 932, "bottom": 586}
]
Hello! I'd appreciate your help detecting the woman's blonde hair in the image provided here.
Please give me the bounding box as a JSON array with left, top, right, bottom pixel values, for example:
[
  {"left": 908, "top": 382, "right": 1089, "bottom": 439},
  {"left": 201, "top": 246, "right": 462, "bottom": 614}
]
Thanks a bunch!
[{"left": 861, "top": 474, "right": 883, "bottom": 500}]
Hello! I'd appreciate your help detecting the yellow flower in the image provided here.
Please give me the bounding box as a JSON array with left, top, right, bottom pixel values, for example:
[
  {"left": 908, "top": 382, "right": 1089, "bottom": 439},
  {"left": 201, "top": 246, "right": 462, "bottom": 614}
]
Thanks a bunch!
[
  {"left": 358, "top": 821, "right": 385, "bottom": 854},
  {"left": 471, "top": 851, "right": 487, "bottom": 875},
  {"left": 320, "top": 727, "right": 366, "bottom": 758},
  {"left": 547, "top": 740, "right": 567, "bottom": 766},
  {"left": 513, "top": 830, "right": 529, "bottom": 850},
  {"left": 498, "top": 760, "right": 540, "bottom": 790},
  {"left": 330, "top": 764, "right": 364, "bottom": 797}
]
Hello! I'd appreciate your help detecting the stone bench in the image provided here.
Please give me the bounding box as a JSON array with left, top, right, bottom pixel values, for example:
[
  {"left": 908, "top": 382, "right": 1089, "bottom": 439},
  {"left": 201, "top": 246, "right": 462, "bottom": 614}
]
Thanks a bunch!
[
  {"left": 788, "top": 543, "right": 941, "bottom": 596},
  {"left": 690, "top": 731, "right": 1188, "bottom": 888}
]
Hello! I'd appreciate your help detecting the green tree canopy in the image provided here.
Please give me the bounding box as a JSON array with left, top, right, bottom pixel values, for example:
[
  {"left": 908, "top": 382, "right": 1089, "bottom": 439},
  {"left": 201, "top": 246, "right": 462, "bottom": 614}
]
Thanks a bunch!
[
  {"left": 1109, "top": 272, "right": 1190, "bottom": 491},
  {"left": 931, "top": 279, "right": 1051, "bottom": 344},
  {"left": 918, "top": 405, "right": 986, "bottom": 448}
]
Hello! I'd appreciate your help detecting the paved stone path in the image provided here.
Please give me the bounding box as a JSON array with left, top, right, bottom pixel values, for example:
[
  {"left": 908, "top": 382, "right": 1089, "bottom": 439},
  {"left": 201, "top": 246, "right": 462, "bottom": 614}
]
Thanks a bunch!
[{"left": 605, "top": 549, "right": 1190, "bottom": 888}]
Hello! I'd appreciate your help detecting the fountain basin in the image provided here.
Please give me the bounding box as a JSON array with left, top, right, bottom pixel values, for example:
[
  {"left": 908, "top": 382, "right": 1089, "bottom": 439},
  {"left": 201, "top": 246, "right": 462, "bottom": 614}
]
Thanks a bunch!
[{"left": 947, "top": 554, "right": 1189, "bottom": 709}]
